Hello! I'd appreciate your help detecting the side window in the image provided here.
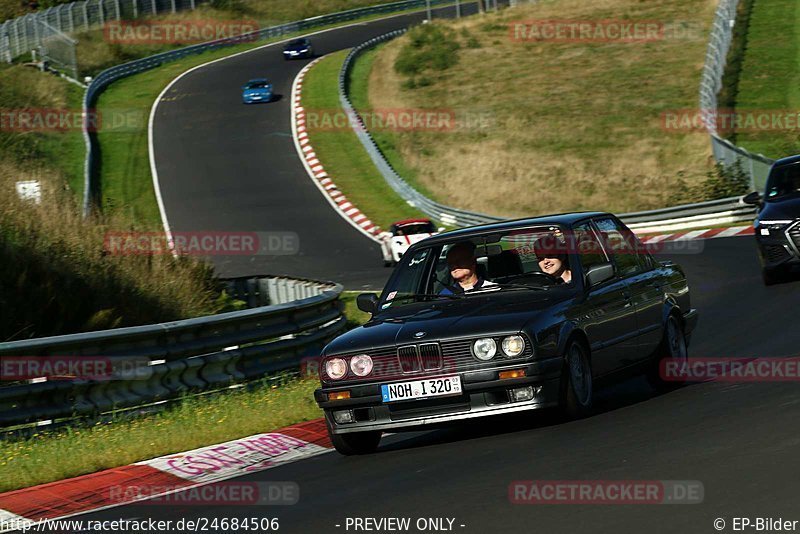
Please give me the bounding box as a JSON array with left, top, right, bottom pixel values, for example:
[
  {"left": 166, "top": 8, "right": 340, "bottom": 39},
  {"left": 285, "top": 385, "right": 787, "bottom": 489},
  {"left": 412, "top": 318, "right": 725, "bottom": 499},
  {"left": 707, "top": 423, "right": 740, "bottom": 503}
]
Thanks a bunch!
[
  {"left": 573, "top": 223, "right": 609, "bottom": 273},
  {"left": 594, "top": 218, "right": 644, "bottom": 277}
]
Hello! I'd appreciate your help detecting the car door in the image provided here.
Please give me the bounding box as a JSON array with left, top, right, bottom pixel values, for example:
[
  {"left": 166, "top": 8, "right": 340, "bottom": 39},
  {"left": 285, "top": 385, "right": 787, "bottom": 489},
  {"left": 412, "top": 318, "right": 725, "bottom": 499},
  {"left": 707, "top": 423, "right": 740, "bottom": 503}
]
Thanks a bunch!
[
  {"left": 572, "top": 222, "right": 638, "bottom": 377},
  {"left": 594, "top": 217, "right": 664, "bottom": 364}
]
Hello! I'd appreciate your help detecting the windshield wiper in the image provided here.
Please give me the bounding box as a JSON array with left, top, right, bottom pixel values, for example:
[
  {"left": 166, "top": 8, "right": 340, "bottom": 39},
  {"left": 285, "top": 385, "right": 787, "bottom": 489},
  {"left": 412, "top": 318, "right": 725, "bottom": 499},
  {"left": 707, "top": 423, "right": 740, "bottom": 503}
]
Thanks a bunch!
[{"left": 493, "top": 282, "right": 548, "bottom": 291}]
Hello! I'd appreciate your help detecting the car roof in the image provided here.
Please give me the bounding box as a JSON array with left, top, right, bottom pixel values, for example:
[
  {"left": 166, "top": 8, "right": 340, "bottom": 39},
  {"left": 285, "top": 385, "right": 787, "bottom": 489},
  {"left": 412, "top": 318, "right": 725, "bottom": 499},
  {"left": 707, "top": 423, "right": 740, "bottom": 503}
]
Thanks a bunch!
[
  {"left": 417, "top": 211, "right": 611, "bottom": 246},
  {"left": 393, "top": 218, "right": 433, "bottom": 226},
  {"left": 771, "top": 154, "right": 800, "bottom": 168}
]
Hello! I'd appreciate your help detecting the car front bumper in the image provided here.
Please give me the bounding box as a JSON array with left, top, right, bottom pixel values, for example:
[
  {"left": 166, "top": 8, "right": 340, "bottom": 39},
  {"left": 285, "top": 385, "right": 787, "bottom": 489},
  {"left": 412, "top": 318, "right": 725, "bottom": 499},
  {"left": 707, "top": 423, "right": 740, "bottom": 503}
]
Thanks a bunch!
[
  {"left": 315, "top": 358, "right": 563, "bottom": 434},
  {"left": 755, "top": 223, "right": 800, "bottom": 269}
]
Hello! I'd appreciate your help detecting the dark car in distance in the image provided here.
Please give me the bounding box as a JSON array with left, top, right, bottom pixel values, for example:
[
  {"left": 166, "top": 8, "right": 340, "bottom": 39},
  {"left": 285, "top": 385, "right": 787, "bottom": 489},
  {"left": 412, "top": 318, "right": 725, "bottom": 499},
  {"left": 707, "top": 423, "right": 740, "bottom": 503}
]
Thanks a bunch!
[
  {"left": 744, "top": 154, "right": 800, "bottom": 285},
  {"left": 314, "top": 212, "right": 698, "bottom": 455},
  {"left": 282, "top": 38, "right": 313, "bottom": 59}
]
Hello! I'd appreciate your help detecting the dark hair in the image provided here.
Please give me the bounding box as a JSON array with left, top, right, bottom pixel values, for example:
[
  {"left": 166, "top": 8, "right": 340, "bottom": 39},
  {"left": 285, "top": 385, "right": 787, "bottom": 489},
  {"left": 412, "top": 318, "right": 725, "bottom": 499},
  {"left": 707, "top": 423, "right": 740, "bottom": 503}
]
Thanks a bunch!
[{"left": 533, "top": 237, "right": 567, "bottom": 261}]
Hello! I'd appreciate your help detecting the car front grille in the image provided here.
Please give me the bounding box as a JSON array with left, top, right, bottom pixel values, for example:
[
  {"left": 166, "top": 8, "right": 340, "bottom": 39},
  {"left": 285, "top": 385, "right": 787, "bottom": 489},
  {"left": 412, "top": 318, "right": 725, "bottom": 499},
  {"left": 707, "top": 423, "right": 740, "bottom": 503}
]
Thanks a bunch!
[
  {"left": 788, "top": 222, "right": 800, "bottom": 252},
  {"left": 764, "top": 244, "right": 792, "bottom": 264},
  {"left": 327, "top": 335, "right": 534, "bottom": 383}
]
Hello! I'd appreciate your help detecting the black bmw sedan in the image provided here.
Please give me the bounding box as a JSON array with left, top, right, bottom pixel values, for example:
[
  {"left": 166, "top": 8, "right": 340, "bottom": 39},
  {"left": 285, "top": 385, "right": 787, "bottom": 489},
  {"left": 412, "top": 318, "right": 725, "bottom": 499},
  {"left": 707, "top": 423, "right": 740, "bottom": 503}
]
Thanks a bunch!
[
  {"left": 314, "top": 212, "right": 698, "bottom": 455},
  {"left": 744, "top": 154, "right": 800, "bottom": 285}
]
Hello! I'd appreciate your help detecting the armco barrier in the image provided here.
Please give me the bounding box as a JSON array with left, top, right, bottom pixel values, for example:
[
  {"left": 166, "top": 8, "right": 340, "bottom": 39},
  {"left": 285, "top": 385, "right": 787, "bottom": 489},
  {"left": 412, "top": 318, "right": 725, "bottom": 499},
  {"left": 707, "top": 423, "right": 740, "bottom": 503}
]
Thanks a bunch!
[
  {"left": 338, "top": 31, "right": 758, "bottom": 230},
  {"left": 0, "top": 276, "right": 345, "bottom": 431},
  {"left": 81, "top": 0, "right": 456, "bottom": 216}
]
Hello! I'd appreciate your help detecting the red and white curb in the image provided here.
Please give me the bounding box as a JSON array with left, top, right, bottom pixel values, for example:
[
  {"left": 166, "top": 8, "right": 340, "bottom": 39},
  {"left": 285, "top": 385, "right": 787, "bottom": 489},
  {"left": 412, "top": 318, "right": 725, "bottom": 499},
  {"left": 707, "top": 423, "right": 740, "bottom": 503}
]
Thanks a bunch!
[
  {"left": 634, "top": 225, "right": 753, "bottom": 243},
  {"left": 0, "top": 418, "right": 330, "bottom": 531},
  {"left": 291, "top": 58, "right": 384, "bottom": 244}
]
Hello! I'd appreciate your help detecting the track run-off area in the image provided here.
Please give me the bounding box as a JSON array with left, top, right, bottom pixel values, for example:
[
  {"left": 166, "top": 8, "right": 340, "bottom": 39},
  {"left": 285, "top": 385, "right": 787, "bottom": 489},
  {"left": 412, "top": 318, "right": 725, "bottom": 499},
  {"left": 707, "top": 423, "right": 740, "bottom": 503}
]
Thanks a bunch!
[{"left": 80, "top": 3, "right": 800, "bottom": 533}]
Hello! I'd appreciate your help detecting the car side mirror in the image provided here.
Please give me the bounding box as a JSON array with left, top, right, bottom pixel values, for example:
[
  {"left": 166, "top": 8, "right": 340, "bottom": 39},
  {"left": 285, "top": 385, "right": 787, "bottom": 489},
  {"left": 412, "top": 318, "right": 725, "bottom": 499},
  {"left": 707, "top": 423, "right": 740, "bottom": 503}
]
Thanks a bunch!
[
  {"left": 585, "top": 262, "right": 615, "bottom": 287},
  {"left": 356, "top": 293, "right": 379, "bottom": 314},
  {"left": 743, "top": 191, "right": 762, "bottom": 206}
]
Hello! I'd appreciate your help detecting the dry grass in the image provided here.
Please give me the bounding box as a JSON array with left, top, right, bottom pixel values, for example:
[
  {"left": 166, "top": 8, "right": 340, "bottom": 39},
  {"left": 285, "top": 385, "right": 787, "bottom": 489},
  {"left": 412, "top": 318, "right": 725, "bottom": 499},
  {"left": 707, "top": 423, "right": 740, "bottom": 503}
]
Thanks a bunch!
[
  {"left": 366, "top": 0, "right": 718, "bottom": 216},
  {"left": 0, "top": 166, "right": 228, "bottom": 340}
]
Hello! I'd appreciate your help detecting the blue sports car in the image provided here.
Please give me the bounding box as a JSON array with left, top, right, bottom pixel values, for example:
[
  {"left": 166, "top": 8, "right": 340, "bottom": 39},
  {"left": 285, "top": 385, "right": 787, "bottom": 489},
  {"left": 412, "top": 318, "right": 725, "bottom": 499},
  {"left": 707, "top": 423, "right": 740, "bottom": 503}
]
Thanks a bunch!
[
  {"left": 282, "top": 38, "right": 313, "bottom": 60},
  {"left": 242, "top": 78, "right": 273, "bottom": 104}
]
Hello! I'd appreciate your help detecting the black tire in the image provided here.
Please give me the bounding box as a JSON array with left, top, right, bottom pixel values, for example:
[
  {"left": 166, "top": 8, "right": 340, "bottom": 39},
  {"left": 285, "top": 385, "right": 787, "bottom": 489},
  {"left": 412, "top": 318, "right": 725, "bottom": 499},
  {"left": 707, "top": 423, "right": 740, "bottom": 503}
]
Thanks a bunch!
[
  {"left": 327, "top": 422, "right": 381, "bottom": 455},
  {"left": 559, "top": 340, "right": 593, "bottom": 419},
  {"left": 647, "top": 314, "right": 688, "bottom": 391}
]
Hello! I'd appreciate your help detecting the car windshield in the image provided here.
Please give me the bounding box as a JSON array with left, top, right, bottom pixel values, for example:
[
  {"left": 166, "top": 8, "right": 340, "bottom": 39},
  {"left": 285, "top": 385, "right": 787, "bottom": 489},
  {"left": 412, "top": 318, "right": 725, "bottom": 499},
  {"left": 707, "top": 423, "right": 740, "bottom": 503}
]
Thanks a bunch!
[
  {"left": 766, "top": 162, "right": 800, "bottom": 199},
  {"left": 394, "top": 222, "right": 435, "bottom": 236},
  {"left": 289, "top": 39, "right": 308, "bottom": 46},
  {"left": 379, "top": 225, "right": 572, "bottom": 309},
  {"left": 246, "top": 81, "right": 269, "bottom": 89}
]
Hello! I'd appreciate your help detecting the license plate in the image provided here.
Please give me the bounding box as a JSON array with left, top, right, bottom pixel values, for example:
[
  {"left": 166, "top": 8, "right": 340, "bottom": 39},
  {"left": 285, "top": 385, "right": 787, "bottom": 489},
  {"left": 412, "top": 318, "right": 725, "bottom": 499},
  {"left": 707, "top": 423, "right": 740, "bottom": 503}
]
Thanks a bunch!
[{"left": 381, "top": 375, "right": 462, "bottom": 403}]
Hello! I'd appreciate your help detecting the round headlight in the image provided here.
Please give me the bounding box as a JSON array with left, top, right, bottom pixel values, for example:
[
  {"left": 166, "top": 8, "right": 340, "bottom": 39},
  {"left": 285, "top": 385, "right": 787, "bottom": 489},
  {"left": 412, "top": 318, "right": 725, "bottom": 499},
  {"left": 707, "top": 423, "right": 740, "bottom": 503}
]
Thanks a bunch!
[
  {"left": 325, "top": 358, "right": 347, "bottom": 380},
  {"left": 473, "top": 338, "right": 497, "bottom": 361},
  {"left": 502, "top": 335, "right": 525, "bottom": 357},
  {"left": 350, "top": 354, "right": 373, "bottom": 377}
]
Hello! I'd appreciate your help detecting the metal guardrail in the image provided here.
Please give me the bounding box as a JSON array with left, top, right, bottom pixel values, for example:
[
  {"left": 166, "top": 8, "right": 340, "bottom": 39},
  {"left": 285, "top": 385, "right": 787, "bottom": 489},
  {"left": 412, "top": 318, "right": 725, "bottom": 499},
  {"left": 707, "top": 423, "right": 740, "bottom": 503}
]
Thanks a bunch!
[
  {"left": 339, "top": 31, "right": 758, "bottom": 231},
  {"left": 0, "top": 276, "right": 345, "bottom": 430},
  {"left": 699, "top": 0, "right": 775, "bottom": 191},
  {"left": 81, "top": 0, "right": 456, "bottom": 216}
]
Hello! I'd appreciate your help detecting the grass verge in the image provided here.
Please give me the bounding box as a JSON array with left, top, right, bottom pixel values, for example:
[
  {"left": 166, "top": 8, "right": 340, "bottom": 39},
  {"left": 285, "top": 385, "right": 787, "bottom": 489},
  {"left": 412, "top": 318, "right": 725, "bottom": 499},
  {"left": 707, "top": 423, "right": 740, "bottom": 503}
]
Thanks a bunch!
[
  {"left": 0, "top": 295, "right": 372, "bottom": 493},
  {"left": 362, "top": 0, "right": 719, "bottom": 217},
  {"left": 0, "top": 377, "right": 322, "bottom": 493},
  {"left": 301, "top": 50, "right": 427, "bottom": 229},
  {"left": 727, "top": 0, "right": 800, "bottom": 158}
]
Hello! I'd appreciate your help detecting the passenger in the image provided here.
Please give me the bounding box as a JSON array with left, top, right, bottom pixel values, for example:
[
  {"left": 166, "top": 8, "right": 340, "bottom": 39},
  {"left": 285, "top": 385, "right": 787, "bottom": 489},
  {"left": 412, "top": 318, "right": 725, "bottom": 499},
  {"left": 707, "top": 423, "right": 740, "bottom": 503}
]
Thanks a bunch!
[
  {"left": 533, "top": 237, "right": 573, "bottom": 284},
  {"left": 440, "top": 242, "right": 498, "bottom": 295}
]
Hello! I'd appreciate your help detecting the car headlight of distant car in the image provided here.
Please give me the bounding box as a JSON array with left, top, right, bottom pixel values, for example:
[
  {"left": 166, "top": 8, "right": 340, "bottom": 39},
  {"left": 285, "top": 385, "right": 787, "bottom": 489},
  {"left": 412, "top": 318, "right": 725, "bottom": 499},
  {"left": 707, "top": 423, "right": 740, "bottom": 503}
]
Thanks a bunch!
[
  {"left": 501, "top": 335, "right": 525, "bottom": 357},
  {"left": 473, "top": 338, "right": 497, "bottom": 361},
  {"left": 349, "top": 354, "right": 373, "bottom": 377},
  {"left": 325, "top": 358, "right": 347, "bottom": 380}
]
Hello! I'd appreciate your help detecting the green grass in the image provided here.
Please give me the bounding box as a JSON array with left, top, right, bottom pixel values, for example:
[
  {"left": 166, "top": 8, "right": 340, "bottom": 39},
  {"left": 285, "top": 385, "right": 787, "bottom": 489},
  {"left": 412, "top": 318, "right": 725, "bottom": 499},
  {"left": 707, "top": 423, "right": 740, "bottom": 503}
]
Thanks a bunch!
[
  {"left": 349, "top": 45, "right": 437, "bottom": 199},
  {"left": 729, "top": 0, "right": 800, "bottom": 158},
  {"left": 302, "top": 50, "right": 426, "bottom": 229},
  {"left": 0, "top": 377, "right": 322, "bottom": 493}
]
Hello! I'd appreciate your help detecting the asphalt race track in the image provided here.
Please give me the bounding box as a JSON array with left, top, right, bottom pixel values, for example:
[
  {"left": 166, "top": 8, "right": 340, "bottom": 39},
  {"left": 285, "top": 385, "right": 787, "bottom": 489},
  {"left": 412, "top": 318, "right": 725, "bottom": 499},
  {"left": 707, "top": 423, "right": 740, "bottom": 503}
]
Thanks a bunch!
[
  {"left": 152, "top": 3, "right": 477, "bottom": 290},
  {"left": 138, "top": 4, "right": 800, "bottom": 533},
  {"left": 78, "top": 236, "right": 800, "bottom": 533}
]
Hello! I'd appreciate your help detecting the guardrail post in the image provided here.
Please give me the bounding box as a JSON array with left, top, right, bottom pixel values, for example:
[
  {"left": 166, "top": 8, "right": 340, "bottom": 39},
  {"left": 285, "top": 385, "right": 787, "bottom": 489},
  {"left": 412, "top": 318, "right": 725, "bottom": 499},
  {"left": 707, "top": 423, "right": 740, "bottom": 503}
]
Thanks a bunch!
[{"left": 170, "top": 0, "right": 176, "bottom": 14}]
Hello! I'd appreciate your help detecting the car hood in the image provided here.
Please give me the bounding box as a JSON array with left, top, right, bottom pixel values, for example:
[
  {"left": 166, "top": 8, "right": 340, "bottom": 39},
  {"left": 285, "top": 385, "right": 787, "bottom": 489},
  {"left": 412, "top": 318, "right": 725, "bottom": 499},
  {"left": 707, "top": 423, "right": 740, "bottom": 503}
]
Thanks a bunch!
[
  {"left": 324, "top": 290, "right": 571, "bottom": 355},
  {"left": 760, "top": 193, "right": 800, "bottom": 221},
  {"left": 244, "top": 88, "right": 271, "bottom": 95},
  {"left": 284, "top": 45, "right": 308, "bottom": 51}
]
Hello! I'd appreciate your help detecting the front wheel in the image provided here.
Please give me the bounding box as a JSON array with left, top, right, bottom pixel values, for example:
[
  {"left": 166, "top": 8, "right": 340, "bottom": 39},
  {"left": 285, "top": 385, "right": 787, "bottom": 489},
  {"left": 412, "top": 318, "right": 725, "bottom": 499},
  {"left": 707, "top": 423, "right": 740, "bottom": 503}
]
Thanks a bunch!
[
  {"left": 559, "top": 340, "right": 593, "bottom": 419},
  {"left": 647, "top": 315, "right": 688, "bottom": 391},
  {"left": 327, "top": 422, "right": 381, "bottom": 455}
]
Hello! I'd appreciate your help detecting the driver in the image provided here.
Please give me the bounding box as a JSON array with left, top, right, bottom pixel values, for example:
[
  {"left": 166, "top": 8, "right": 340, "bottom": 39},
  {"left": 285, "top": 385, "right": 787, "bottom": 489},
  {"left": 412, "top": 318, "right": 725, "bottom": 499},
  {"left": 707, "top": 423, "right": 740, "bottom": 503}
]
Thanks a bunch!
[
  {"left": 533, "top": 237, "right": 572, "bottom": 284},
  {"left": 440, "top": 241, "right": 498, "bottom": 295}
]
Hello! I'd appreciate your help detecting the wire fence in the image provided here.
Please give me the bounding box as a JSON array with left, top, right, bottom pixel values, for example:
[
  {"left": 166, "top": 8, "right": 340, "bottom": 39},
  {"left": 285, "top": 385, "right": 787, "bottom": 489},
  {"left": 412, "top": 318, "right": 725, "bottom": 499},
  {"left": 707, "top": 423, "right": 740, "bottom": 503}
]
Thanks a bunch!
[
  {"left": 699, "top": 0, "right": 774, "bottom": 191},
  {"left": 1, "top": 0, "right": 203, "bottom": 64}
]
